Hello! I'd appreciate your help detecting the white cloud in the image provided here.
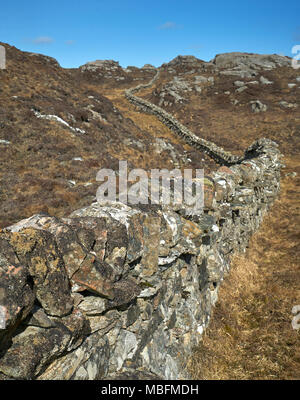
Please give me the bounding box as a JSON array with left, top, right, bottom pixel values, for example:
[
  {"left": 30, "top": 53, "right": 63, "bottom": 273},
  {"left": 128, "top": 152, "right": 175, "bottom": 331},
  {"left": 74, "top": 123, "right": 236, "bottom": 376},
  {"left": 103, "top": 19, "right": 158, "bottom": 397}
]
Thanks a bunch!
[{"left": 32, "top": 36, "right": 54, "bottom": 44}]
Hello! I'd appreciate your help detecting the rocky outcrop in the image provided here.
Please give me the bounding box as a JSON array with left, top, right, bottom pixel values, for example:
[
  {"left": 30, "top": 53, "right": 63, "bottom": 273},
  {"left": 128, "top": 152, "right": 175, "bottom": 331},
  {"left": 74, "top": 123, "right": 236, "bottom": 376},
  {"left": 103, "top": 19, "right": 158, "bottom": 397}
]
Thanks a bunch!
[
  {"left": 250, "top": 100, "right": 268, "bottom": 113},
  {"left": 141, "top": 64, "right": 156, "bottom": 70},
  {"left": 0, "top": 138, "right": 282, "bottom": 380},
  {"left": 213, "top": 52, "right": 291, "bottom": 78},
  {"left": 279, "top": 100, "right": 298, "bottom": 109},
  {"left": 27, "top": 52, "right": 61, "bottom": 67},
  {"left": 160, "top": 52, "right": 291, "bottom": 78},
  {"left": 155, "top": 75, "right": 214, "bottom": 107},
  {"left": 79, "top": 59, "right": 131, "bottom": 83},
  {"left": 125, "top": 71, "right": 275, "bottom": 165},
  {"left": 162, "top": 55, "right": 203, "bottom": 68},
  {"left": 80, "top": 60, "right": 121, "bottom": 72}
]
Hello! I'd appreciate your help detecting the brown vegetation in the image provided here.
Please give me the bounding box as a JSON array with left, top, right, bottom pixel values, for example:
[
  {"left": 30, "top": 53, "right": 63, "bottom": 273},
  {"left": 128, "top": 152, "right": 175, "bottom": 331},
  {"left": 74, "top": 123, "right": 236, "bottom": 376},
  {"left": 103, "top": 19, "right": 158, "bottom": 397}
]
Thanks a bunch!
[
  {"left": 187, "top": 160, "right": 300, "bottom": 379},
  {"left": 0, "top": 43, "right": 299, "bottom": 379}
]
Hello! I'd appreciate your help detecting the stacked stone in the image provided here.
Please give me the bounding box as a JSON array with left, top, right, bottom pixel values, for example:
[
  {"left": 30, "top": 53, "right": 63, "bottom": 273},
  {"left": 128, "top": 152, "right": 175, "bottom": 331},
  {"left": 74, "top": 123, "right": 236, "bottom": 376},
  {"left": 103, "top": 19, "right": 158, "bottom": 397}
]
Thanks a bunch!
[
  {"left": 0, "top": 137, "right": 282, "bottom": 380},
  {"left": 125, "top": 72, "right": 273, "bottom": 166}
]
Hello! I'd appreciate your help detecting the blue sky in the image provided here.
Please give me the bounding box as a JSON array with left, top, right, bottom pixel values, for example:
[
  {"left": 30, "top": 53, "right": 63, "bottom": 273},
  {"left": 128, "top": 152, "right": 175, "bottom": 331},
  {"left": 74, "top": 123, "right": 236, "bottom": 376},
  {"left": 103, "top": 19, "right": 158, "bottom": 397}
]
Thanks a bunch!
[{"left": 0, "top": 0, "right": 299, "bottom": 68}]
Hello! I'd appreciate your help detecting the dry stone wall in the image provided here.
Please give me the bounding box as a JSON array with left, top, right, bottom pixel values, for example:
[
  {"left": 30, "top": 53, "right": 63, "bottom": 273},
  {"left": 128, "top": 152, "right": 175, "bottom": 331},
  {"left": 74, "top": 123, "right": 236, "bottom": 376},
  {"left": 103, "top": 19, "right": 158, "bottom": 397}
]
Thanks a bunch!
[
  {"left": 0, "top": 138, "right": 282, "bottom": 380},
  {"left": 125, "top": 71, "right": 274, "bottom": 165},
  {"left": 0, "top": 70, "right": 283, "bottom": 380}
]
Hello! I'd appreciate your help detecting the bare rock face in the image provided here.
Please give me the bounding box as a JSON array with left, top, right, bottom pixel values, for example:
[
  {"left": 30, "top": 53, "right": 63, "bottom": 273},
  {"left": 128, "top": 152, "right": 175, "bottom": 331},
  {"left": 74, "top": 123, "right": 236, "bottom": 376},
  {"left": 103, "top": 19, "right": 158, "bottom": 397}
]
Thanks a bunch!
[
  {"left": 80, "top": 59, "right": 121, "bottom": 72},
  {"left": 2, "top": 228, "right": 73, "bottom": 317},
  {"left": 0, "top": 311, "right": 90, "bottom": 379},
  {"left": 157, "top": 76, "right": 192, "bottom": 106},
  {"left": 279, "top": 100, "right": 298, "bottom": 109},
  {"left": 164, "top": 55, "right": 202, "bottom": 67},
  {"left": 154, "top": 75, "right": 215, "bottom": 107},
  {"left": 79, "top": 59, "right": 130, "bottom": 83},
  {"left": 213, "top": 52, "right": 291, "bottom": 77},
  {"left": 141, "top": 64, "right": 156, "bottom": 70},
  {"left": 0, "top": 238, "right": 35, "bottom": 344},
  {"left": 160, "top": 55, "right": 211, "bottom": 75},
  {"left": 37, "top": 331, "right": 110, "bottom": 380},
  {"left": 259, "top": 75, "right": 273, "bottom": 85},
  {"left": 250, "top": 99, "right": 267, "bottom": 112}
]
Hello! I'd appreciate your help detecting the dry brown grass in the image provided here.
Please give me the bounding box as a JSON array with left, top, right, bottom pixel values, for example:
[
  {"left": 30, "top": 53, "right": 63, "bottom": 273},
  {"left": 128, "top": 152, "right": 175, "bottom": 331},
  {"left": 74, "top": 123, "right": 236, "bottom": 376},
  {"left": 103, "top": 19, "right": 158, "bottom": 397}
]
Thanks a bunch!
[
  {"left": 187, "top": 156, "right": 300, "bottom": 380},
  {"left": 1, "top": 44, "right": 299, "bottom": 379}
]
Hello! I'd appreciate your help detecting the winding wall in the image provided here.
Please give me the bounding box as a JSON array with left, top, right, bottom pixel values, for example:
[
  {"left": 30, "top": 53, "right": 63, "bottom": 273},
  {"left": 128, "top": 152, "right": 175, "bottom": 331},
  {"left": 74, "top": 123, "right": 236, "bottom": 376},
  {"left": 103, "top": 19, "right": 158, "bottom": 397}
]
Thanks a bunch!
[
  {"left": 125, "top": 71, "right": 271, "bottom": 165},
  {"left": 0, "top": 72, "right": 283, "bottom": 380}
]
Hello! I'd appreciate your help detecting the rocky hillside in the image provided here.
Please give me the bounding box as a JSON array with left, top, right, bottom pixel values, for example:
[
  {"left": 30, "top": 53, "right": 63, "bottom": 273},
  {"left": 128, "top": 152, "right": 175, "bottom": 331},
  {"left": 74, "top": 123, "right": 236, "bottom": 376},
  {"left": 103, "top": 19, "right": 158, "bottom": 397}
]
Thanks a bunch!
[
  {"left": 0, "top": 43, "right": 299, "bottom": 229},
  {"left": 0, "top": 43, "right": 299, "bottom": 380},
  {"left": 0, "top": 43, "right": 205, "bottom": 228}
]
